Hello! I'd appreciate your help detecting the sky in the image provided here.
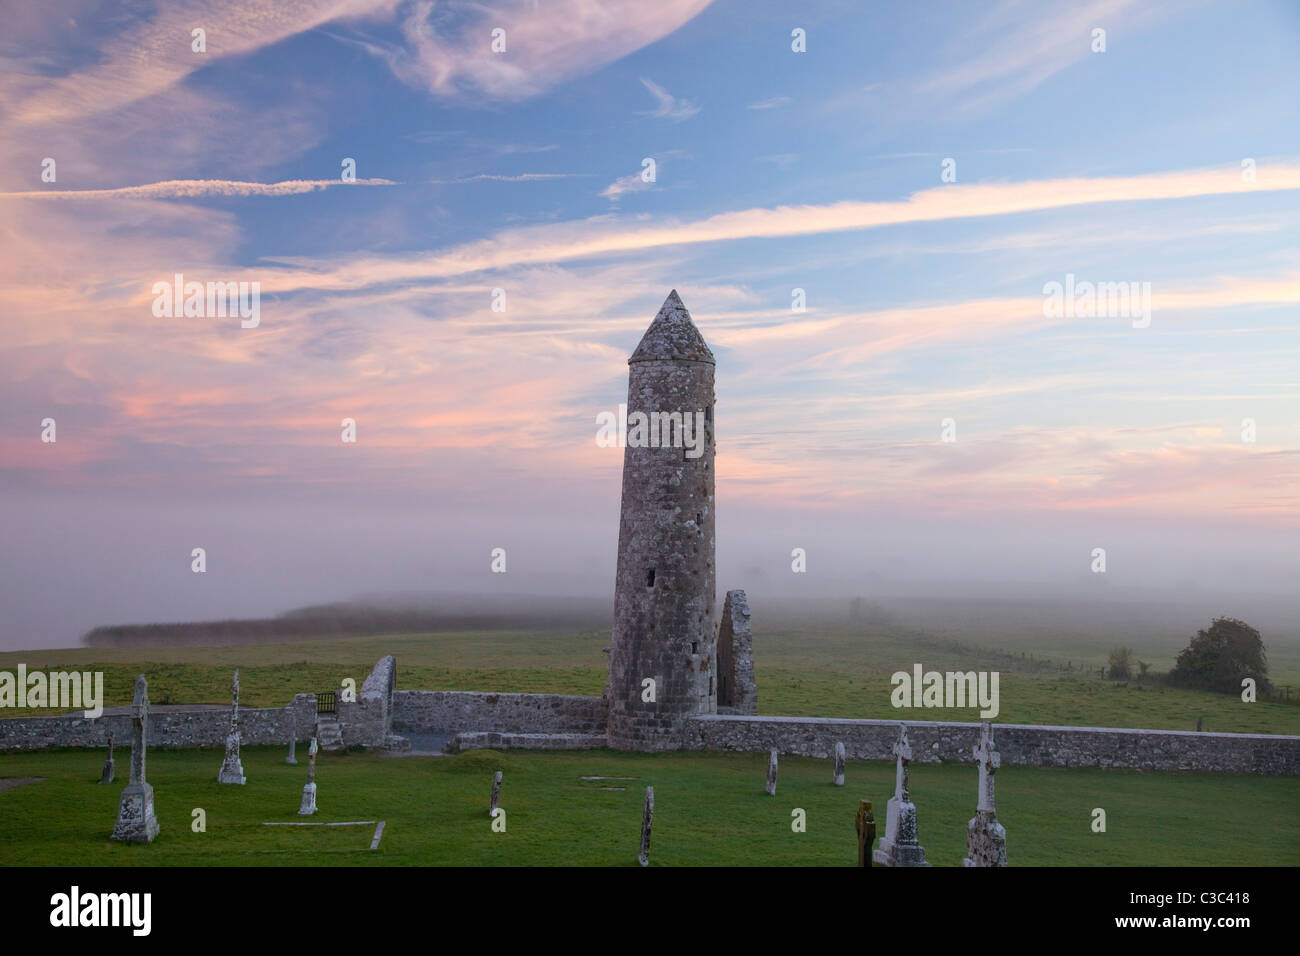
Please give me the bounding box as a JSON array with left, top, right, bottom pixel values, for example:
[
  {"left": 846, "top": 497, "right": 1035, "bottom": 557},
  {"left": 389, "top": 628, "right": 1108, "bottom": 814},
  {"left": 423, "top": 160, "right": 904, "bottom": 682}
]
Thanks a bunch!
[{"left": 1, "top": 0, "right": 1298, "bottom": 648}]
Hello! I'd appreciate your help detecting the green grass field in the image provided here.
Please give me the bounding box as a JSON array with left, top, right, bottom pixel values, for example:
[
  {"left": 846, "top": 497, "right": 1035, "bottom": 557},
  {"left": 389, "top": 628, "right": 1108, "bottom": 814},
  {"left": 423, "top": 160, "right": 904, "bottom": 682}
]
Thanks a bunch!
[
  {"left": 3, "top": 622, "right": 1297, "bottom": 866},
  {"left": 2, "top": 746, "right": 1296, "bottom": 866},
  {"left": 3, "top": 624, "right": 1296, "bottom": 734}
]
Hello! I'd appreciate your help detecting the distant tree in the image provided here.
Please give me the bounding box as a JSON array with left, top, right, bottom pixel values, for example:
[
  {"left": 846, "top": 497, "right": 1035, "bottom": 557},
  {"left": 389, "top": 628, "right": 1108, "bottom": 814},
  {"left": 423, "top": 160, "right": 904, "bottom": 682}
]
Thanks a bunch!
[
  {"left": 1170, "top": 617, "right": 1270, "bottom": 694},
  {"left": 1107, "top": 647, "right": 1133, "bottom": 680},
  {"left": 849, "top": 597, "right": 894, "bottom": 626},
  {"left": 1136, "top": 660, "right": 1150, "bottom": 680}
]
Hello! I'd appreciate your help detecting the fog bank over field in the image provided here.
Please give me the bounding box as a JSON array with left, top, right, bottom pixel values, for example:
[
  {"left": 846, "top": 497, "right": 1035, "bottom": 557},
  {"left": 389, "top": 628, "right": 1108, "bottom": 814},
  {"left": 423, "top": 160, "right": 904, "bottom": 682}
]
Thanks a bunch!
[{"left": 1, "top": 489, "right": 1296, "bottom": 651}]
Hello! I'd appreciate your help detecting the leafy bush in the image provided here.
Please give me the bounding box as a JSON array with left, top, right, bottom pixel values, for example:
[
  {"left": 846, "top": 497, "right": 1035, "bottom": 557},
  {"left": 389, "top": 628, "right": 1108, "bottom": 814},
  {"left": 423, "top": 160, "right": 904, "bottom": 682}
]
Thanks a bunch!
[
  {"left": 1107, "top": 647, "right": 1133, "bottom": 680},
  {"left": 1170, "top": 617, "right": 1270, "bottom": 694}
]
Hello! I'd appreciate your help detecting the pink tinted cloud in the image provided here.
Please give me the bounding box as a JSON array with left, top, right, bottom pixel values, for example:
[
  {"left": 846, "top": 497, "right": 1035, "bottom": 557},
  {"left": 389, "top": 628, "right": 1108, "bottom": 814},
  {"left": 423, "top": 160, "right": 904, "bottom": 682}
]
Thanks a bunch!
[
  {"left": 2, "top": 167, "right": 1296, "bottom": 525},
  {"left": 0, "top": 179, "right": 397, "bottom": 201},
  {"left": 244, "top": 162, "right": 1300, "bottom": 296}
]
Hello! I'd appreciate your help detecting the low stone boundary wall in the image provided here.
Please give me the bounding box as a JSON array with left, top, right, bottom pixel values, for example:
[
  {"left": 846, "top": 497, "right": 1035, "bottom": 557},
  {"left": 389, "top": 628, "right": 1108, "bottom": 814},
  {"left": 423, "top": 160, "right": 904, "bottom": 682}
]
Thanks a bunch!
[
  {"left": 0, "top": 695, "right": 317, "bottom": 752},
  {"left": 682, "top": 715, "right": 1300, "bottom": 776},
  {"left": 392, "top": 691, "right": 608, "bottom": 736},
  {"left": 448, "top": 732, "right": 608, "bottom": 752},
  {"left": 10, "top": 687, "right": 1296, "bottom": 775}
]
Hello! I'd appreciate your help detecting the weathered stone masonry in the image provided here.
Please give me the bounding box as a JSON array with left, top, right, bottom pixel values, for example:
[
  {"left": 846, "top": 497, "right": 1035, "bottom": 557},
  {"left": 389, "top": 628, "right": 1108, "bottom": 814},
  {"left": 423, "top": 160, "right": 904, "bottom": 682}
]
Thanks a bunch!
[
  {"left": 392, "top": 691, "right": 608, "bottom": 737},
  {"left": 5, "top": 688, "right": 1298, "bottom": 775},
  {"left": 716, "top": 589, "right": 756, "bottom": 714},
  {"left": 682, "top": 714, "right": 1300, "bottom": 776},
  {"left": 0, "top": 694, "right": 317, "bottom": 752},
  {"left": 606, "top": 290, "right": 719, "bottom": 751},
  {"left": 335, "top": 654, "right": 399, "bottom": 749},
  {"left": 0, "top": 685, "right": 610, "bottom": 752}
]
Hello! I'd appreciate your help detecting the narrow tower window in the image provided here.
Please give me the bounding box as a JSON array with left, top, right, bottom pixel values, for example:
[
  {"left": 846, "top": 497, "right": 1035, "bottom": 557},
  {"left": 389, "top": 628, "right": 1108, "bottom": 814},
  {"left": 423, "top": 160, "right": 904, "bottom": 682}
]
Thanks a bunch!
[{"left": 645, "top": 568, "right": 656, "bottom": 588}]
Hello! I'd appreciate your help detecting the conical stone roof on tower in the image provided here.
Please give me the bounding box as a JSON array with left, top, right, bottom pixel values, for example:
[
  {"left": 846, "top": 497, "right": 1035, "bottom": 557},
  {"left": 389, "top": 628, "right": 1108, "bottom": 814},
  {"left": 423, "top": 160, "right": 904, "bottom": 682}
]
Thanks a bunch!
[
  {"left": 629, "top": 290, "right": 715, "bottom": 365},
  {"left": 607, "top": 291, "right": 717, "bottom": 751}
]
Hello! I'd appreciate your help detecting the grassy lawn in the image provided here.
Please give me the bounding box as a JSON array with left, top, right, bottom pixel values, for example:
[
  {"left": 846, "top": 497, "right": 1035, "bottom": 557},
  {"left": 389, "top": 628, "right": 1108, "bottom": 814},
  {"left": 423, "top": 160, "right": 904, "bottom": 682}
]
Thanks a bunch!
[
  {"left": 2, "top": 626, "right": 1296, "bottom": 734},
  {"left": 2, "top": 746, "right": 1296, "bottom": 866}
]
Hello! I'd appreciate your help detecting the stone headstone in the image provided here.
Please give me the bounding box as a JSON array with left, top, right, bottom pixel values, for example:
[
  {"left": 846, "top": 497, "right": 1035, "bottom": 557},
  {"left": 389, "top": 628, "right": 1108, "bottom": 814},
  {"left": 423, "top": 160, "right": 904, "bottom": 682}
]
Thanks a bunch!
[
  {"left": 285, "top": 711, "right": 298, "bottom": 765},
  {"left": 298, "top": 737, "right": 318, "bottom": 816},
  {"left": 765, "top": 749, "right": 778, "bottom": 796},
  {"left": 111, "top": 675, "right": 160, "bottom": 843},
  {"left": 833, "top": 741, "right": 845, "bottom": 786},
  {"left": 98, "top": 733, "right": 115, "bottom": 784},
  {"left": 217, "top": 668, "right": 246, "bottom": 784},
  {"left": 489, "top": 771, "right": 502, "bottom": 816},
  {"left": 873, "top": 723, "right": 929, "bottom": 867},
  {"left": 638, "top": 786, "right": 654, "bottom": 867},
  {"left": 854, "top": 799, "right": 876, "bottom": 867},
  {"left": 963, "top": 722, "right": 1007, "bottom": 867}
]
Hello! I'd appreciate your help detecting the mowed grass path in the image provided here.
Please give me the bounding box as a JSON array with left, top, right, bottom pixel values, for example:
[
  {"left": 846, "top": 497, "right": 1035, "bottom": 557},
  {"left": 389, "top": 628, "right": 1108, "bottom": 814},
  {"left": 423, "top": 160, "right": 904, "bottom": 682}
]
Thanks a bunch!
[
  {"left": 2, "top": 746, "right": 1296, "bottom": 866},
  {"left": 3, "top": 628, "right": 1297, "bottom": 734}
]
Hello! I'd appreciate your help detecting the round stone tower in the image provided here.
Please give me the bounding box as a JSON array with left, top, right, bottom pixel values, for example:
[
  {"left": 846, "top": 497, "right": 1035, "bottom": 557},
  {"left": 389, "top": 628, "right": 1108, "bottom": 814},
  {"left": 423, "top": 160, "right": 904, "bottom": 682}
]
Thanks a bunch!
[{"left": 606, "top": 290, "right": 717, "bottom": 751}]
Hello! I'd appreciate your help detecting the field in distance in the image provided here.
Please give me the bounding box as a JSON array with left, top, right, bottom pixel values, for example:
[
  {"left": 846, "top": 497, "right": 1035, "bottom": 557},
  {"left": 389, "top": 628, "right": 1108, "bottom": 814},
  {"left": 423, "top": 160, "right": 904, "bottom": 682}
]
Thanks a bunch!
[{"left": 2, "top": 616, "right": 1297, "bottom": 734}]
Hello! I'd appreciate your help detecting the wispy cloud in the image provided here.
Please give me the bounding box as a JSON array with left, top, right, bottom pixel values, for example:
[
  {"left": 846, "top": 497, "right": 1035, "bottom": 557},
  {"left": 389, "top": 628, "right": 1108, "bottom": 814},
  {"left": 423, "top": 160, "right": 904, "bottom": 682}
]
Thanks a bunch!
[
  {"left": 3, "top": 188, "right": 1296, "bottom": 530},
  {"left": 358, "top": 0, "right": 713, "bottom": 101},
  {"left": 251, "top": 161, "right": 1300, "bottom": 294},
  {"left": 917, "top": 0, "right": 1172, "bottom": 115},
  {"left": 600, "top": 170, "right": 654, "bottom": 202},
  {"left": 709, "top": 275, "right": 1300, "bottom": 372},
  {"left": 639, "top": 77, "right": 701, "bottom": 120},
  {"left": 748, "top": 96, "right": 792, "bottom": 110},
  {"left": 0, "top": 179, "right": 398, "bottom": 201},
  {"left": 429, "top": 173, "right": 586, "bottom": 184},
  {"left": 4, "top": 0, "right": 403, "bottom": 126}
]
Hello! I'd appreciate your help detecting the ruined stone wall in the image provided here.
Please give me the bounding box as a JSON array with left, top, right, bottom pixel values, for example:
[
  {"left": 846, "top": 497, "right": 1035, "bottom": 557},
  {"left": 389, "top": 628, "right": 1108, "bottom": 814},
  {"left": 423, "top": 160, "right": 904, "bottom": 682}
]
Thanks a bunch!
[
  {"left": 683, "top": 714, "right": 1300, "bottom": 776},
  {"left": 0, "top": 694, "right": 317, "bottom": 752},
  {"left": 335, "top": 655, "right": 396, "bottom": 747},
  {"left": 715, "top": 589, "right": 756, "bottom": 714},
  {"left": 392, "top": 691, "right": 608, "bottom": 736}
]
